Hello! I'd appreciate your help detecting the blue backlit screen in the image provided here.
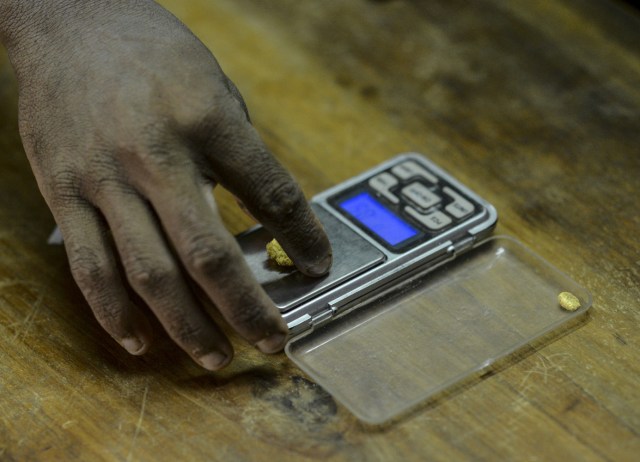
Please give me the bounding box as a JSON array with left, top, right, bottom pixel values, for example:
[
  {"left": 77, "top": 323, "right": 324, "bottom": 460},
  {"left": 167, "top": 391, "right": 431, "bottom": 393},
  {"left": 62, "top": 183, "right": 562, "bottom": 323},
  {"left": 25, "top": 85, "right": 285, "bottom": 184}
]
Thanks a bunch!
[{"left": 337, "top": 192, "right": 418, "bottom": 246}]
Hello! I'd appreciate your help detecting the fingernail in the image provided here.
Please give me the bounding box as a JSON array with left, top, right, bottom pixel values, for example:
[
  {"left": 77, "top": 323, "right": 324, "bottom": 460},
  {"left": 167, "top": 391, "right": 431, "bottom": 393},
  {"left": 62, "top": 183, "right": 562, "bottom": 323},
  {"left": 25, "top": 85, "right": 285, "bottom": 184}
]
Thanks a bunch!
[
  {"left": 307, "top": 254, "right": 332, "bottom": 277},
  {"left": 256, "top": 333, "right": 287, "bottom": 354},
  {"left": 121, "top": 337, "right": 146, "bottom": 355},
  {"left": 198, "top": 352, "right": 229, "bottom": 371}
]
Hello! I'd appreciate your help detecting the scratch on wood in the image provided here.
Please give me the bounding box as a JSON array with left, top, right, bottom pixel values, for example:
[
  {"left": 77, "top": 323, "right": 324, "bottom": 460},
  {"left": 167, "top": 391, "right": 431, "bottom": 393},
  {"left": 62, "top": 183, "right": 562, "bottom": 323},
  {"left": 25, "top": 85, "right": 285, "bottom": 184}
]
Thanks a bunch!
[
  {"left": 12, "top": 292, "right": 43, "bottom": 341},
  {"left": 1, "top": 278, "right": 49, "bottom": 341},
  {"left": 519, "top": 353, "right": 568, "bottom": 390},
  {"left": 0, "top": 279, "right": 21, "bottom": 291},
  {"left": 613, "top": 332, "right": 627, "bottom": 345},
  {"left": 62, "top": 420, "right": 77, "bottom": 429},
  {"left": 126, "top": 383, "right": 150, "bottom": 462}
]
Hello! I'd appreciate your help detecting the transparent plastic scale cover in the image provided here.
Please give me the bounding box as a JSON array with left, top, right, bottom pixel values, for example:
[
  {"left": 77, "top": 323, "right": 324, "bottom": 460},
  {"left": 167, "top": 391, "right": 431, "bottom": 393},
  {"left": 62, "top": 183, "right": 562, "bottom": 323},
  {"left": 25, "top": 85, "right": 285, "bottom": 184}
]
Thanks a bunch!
[{"left": 285, "top": 236, "right": 592, "bottom": 425}]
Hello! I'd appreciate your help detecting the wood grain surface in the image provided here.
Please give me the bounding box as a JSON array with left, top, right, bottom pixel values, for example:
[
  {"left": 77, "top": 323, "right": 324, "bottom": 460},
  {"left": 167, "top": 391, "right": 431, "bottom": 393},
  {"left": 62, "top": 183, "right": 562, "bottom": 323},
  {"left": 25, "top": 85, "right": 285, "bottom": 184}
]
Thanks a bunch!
[{"left": 1, "top": 0, "right": 639, "bottom": 460}]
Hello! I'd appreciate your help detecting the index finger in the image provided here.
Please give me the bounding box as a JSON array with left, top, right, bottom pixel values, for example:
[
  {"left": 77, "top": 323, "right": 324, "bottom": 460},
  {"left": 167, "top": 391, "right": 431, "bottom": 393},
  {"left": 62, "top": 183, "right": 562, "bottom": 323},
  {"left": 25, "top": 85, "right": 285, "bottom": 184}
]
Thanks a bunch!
[{"left": 206, "top": 124, "right": 333, "bottom": 277}]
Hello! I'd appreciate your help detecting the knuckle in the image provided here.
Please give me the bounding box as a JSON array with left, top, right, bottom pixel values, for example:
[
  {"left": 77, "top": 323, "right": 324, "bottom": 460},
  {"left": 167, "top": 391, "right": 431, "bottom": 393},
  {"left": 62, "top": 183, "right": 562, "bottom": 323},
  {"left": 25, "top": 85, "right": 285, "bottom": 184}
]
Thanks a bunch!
[
  {"left": 51, "top": 168, "right": 78, "bottom": 191},
  {"left": 111, "top": 133, "right": 191, "bottom": 190},
  {"left": 226, "top": 297, "right": 269, "bottom": 336},
  {"left": 93, "top": 302, "right": 127, "bottom": 333},
  {"left": 136, "top": 140, "right": 184, "bottom": 171},
  {"left": 156, "top": 305, "right": 206, "bottom": 348},
  {"left": 183, "top": 98, "right": 251, "bottom": 157},
  {"left": 68, "top": 245, "right": 114, "bottom": 295},
  {"left": 184, "top": 233, "right": 234, "bottom": 277},
  {"left": 49, "top": 168, "right": 82, "bottom": 207},
  {"left": 181, "top": 100, "right": 230, "bottom": 143},
  {"left": 83, "top": 159, "right": 132, "bottom": 202},
  {"left": 125, "top": 257, "right": 177, "bottom": 295},
  {"left": 253, "top": 177, "right": 306, "bottom": 221},
  {"left": 171, "top": 321, "right": 206, "bottom": 349}
]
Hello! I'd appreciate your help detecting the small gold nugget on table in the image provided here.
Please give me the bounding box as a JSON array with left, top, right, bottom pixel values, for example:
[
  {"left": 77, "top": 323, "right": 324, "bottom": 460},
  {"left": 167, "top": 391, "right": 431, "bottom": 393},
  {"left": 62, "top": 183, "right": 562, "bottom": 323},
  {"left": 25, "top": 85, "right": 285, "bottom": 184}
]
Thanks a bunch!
[
  {"left": 558, "top": 291, "right": 581, "bottom": 311},
  {"left": 266, "top": 239, "right": 294, "bottom": 267}
]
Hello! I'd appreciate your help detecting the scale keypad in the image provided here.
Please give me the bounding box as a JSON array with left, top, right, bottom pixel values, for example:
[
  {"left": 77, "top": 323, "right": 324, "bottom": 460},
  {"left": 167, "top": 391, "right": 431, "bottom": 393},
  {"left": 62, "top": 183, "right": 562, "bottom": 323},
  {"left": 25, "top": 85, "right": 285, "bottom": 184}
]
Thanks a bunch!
[{"left": 369, "top": 160, "right": 476, "bottom": 233}]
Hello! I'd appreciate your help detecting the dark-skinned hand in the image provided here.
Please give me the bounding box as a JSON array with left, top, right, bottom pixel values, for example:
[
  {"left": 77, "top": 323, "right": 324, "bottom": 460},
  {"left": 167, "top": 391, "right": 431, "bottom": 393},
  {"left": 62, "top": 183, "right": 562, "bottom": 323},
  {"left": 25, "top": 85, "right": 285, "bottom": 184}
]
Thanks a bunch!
[{"left": 0, "top": 0, "right": 332, "bottom": 370}]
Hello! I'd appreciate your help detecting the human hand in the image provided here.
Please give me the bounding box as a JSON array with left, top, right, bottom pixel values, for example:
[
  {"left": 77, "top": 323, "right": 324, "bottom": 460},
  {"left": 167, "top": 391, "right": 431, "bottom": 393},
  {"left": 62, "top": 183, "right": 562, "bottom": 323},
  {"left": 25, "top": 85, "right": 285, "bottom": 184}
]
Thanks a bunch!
[{"left": 1, "top": 0, "right": 331, "bottom": 370}]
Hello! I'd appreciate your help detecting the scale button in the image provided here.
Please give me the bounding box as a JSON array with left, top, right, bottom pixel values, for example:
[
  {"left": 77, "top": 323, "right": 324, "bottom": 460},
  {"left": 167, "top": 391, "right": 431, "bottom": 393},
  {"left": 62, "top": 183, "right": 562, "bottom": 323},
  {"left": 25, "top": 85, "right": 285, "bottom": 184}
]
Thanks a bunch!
[
  {"left": 443, "top": 187, "right": 474, "bottom": 219},
  {"left": 369, "top": 172, "right": 399, "bottom": 204},
  {"left": 446, "top": 201, "right": 473, "bottom": 219},
  {"left": 401, "top": 182, "right": 441, "bottom": 209},
  {"left": 406, "top": 207, "right": 452, "bottom": 230},
  {"left": 392, "top": 160, "right": 438, "bottom": 184}
]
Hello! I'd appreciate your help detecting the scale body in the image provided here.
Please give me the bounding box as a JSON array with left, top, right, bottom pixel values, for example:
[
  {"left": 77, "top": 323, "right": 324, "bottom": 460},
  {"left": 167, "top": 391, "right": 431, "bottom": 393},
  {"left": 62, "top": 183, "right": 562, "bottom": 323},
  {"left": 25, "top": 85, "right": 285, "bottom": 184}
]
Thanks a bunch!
[{"left": 237, "top": 153, "right": 498, "bottom": 335}]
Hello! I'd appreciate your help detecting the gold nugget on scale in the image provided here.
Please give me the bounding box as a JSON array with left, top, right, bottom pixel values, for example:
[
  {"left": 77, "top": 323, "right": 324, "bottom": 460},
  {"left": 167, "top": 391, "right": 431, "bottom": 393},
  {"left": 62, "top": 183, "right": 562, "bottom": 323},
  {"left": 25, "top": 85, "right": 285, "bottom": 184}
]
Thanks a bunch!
[{"left": 266, "top": 239, "right": 294, "bottom": 267}]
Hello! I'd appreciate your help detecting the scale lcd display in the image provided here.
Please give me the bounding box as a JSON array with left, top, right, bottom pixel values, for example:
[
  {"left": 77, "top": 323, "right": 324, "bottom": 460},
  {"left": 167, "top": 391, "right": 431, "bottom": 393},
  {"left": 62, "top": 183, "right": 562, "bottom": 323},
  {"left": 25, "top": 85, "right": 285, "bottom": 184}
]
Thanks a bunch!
[{"left": 337, "top": 192, "right": 418, "bottom": 246}]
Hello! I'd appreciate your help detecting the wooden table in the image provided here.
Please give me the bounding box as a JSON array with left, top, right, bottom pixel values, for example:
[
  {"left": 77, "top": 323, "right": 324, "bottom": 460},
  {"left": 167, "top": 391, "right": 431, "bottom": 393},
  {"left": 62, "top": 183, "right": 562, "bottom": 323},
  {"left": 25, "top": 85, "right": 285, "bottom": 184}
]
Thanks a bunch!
[{"left": 1, "top": 0, "right": 638, "bottom": 460}]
